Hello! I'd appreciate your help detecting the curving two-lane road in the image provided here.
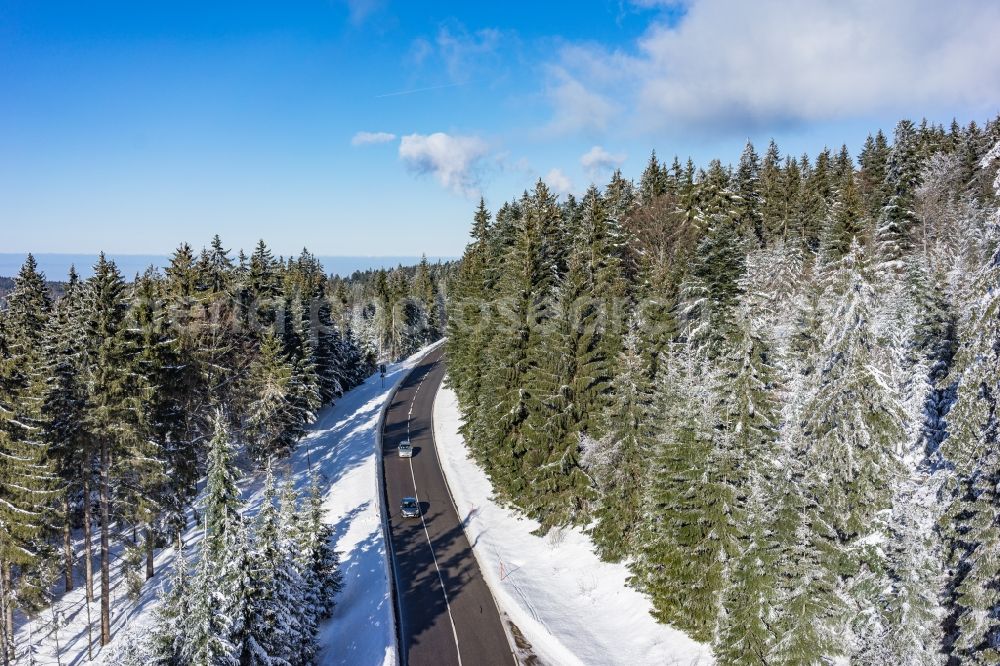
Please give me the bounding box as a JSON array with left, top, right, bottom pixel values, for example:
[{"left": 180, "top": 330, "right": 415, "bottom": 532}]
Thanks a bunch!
[{"left": 381, "top": 346, "right": 515, "bottom": 666}]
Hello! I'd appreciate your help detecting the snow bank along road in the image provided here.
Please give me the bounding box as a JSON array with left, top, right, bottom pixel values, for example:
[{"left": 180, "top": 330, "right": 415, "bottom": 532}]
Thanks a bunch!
[{"left": 381, "top": 346, "right": 515, "bottom": 666}]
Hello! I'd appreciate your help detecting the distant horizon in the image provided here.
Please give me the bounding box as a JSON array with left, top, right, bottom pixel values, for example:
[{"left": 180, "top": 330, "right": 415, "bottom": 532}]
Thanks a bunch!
[{"left": 0, "top": 252, "right": 457, "bottom": 281}]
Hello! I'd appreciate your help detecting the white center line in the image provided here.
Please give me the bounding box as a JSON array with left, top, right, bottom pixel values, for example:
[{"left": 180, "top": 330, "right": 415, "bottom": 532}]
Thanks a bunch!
[{"left": 406, "top": 367, "right": 463, "bottom": 666}]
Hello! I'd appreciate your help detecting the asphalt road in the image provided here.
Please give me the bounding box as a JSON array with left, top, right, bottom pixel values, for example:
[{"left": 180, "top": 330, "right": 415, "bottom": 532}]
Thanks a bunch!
[{"left": 381, "top": 346, "right": 515, "bottom": 666}]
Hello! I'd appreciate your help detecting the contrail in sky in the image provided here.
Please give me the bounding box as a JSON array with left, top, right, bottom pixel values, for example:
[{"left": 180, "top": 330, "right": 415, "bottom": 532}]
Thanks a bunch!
[{"left": 375, "top": 82, "right": 467, "bottom": 98}]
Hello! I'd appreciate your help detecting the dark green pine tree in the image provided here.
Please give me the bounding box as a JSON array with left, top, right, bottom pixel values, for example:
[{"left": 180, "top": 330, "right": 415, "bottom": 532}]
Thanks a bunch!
[
  {"left": 486, "top": 200, "right": 521, "bottom": 288},
  {"left": 223, "top": 515, "right": 255, "bottom": 665},
  {"left": 280, "top": 479, "right": 317, "bottom": 663},
  {"left": 822, "top": 153, "right": 864, "bottom": 259},
  {"left": 589, "top": 317, "right": 655, "bottom": 562},
  {"left": 475, "top": 184, "right": 556, "bottom": 500},
  {"left": 0, "top": 254, "right": 57, "bottom": 659},
  {"left": 685, "top": 160, "right": 746, "bottom": 353},
  {"left": 603, "top": 170, "right": 638, "bottom": 284},
  {"left": 161, "top": 242, "right": 211, "bottom": 518},
  {"left": 801, "top": 241, "right": 907, "bottom": 656},
  {"left": 299, "top": 469, "right": 342, "bottom": 620},
  {"left": 635, "top": 254, "right": 678, "bottom": 383},
  {"left": 957, "top": 120, "right": 989, "bottom": 199},
  {"left": 533, "top": 180, "right": 569, "bottom": 279},
  {"left": 81, "top": 254, "right": 147, "bottom": 645},
  {"left": 561, "top": 193, "right": 582, "bottom": 247},
  {"left": 184, "top": 537, "right": 239, "bottom": 665},
  {"left": 447, "top": 199, "right": 496, "bottom": 463},
  {"left": 312, "top": 281, "right": 343, "bottom": 404},
  {"left": 413, "top": 254, "right": 440, "bottom": 343},
  {"left": 521, "top": 247, "right": 596, "bottom": 529},
  {"left": 576, "top": 185, "right": 626, "bottom": 435},
  {"left": 285, "top": 297, "right": 323, "bottom": 434},
  {"left": 712, "top": 312, "right": 782, "bottom": 664},
  {"left": 203, "top": 412, "right": 242, "bottom": 563},
  {"left": 799, "top": 148, "right": 834, "bottom": 250},
  {"left": 631, "top": 346, "right": 721, "bottom": 642},
  {"left": 941, "top": 171, "right": 1000, "bottom": 663},
  {"left": 947, "top": 118, "right": 963, "bottom": 152},
  {"left": 833, "top": 143, "right": 853, "bottom": 181},
  {"left": 201, "top": 234, "right": 235, "bottom": 294},
  {"left": 447, "top": 199, "right": 491, "bottom": 416},
  {"left": 776, "top": 156, "right": 803, "bottom": 242},
  {"left": 152, "top": 542, "right": 193, "bottom": 663},
  {"left": 244, "top": 466, "right": 304, "bottom": 665},
  {"left": 639, "top": 150, "right": 667, "bottom": 204},
  {"left": 716, "top": 514, "right": 775, "bottom": 666},
  {"left": 859, "top": 130, "right": 892, "bottom": 221},
  {"left": 876, "top": 119, "right": 923, "bottom": 264},
  {"left": 760, "top": 139, "right": 784, "bottom": 245},
  {"left": 767, "top": 462, "right": 844, "bottom": 664},
  {"left": 515, "top": 180, "right": 579, "bottom": 520},
  {"left": 908, "top": 254, "right": 956, "bottom": 386},
  {"left": 127, "top": 268, "right": 173, "bottom": 583},
  {"left": 194, "top": 237, "right": 240, "bottom": 413},
  {"left": 385, "top": 267, "right": 421, "bottom": 360},
  {"left": 809, "top": 242, "right": 908, "bottom": 535},
  {"left": 42, "top": 266, "right": 89, "bottom": 593},
  {"left": 734, "top": 140, "right": 765, "bottom": 245},
  {"left": 245, "top": 332, "right": 298, "bottom": 461},
  {"left": 247, "top": 239, "right": 282, "bottom": 330}
]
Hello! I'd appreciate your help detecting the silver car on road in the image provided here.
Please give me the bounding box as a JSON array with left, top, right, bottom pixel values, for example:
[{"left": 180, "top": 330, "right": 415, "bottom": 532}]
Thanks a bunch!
[{"left": 401, "top": 496, "right": 420, "bottom": 518}]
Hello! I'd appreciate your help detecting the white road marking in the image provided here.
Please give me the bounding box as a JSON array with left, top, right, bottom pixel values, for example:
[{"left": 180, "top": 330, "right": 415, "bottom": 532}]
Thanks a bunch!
[{"left": 405, "top": 365, "right": 463, "bottom": 666}]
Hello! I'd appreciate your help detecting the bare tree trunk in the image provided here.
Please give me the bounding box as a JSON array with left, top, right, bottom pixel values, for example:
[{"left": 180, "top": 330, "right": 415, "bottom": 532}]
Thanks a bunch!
[
  {"left": 83, "top": 462, "right": 94, "bottom": 603},
  {"left": 145, "top": 526, "right": 155, "bottom": 580},
  {"left": 85, "top": 592, "right": 93, "bottom": 661},
  {"left": 50, "top": 600, "right": 63, "bottom": 666},
  {"left": 0, "top": 562, "right": 14, "bottom": 666},
  {"left": 63, "top": 495, "right": 74, "bottom": 592},
  {"left": 1, "top": 561, "right": 13, "bottom": 665},
  {"left": 99, "top": 438, "right": 111, "bottom": 646}
]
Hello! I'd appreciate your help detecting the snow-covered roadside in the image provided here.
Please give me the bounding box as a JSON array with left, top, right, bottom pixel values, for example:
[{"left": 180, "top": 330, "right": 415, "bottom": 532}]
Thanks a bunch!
[
  {"left": 13, "top": 343, "right": 441, "bottom": 666},
  {"left": 432, "top": 385, "right": 713, "bottom": 666}
]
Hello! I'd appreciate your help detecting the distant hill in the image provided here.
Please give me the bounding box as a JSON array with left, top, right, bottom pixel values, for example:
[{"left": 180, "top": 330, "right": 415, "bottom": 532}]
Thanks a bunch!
[{"left": 0, "top": 275, "right": 66, "bottom": 305}]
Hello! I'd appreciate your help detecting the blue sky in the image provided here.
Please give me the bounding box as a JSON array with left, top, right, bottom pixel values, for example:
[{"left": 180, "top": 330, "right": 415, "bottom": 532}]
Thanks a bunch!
[{"left": 2, "top": 0, "right": 998, "bottom": 258}]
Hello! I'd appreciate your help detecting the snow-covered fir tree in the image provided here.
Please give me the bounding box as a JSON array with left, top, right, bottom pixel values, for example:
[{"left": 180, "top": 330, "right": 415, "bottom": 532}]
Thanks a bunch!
[
  {"left": 445, "top": 116, "right": 1000, "bottom": 663},
  {"left": 0, "top": 236, "right": 377, "bottom": 659}
]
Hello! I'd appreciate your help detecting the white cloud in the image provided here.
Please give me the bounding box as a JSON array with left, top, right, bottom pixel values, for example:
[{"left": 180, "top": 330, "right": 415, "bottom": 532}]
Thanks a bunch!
[
  {"left": 406, "top": 24, "right": 509, "bottom": 86},
  {"left": 544, "top": 168, "right": 574, "bottom": 197},
  {"left": 580, "top": 146, "right": 626, "bottom": 180},
  {"left": 543, "top": 66, "right": 619, "bottom": 135},
  {"left": 544, "top": 0, "right": 1000, "bottom": 134},
  {"left": 399, "top": 132, "right": 490, "bottom": 197},
  {"left": 351, "top": 131, "right": 397, "bottom": 146},
  {"left": 436, "top": 26, "right": 502, "bottom": 82}
]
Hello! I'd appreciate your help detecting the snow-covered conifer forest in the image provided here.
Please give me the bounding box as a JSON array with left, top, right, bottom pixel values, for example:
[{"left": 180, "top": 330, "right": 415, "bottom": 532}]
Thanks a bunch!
[
  {"left": 446, "top": 118, "right": 1000, "bottom": 663},
  {"left": 0, "top": 240, "right": 447, "bottom": 664}
]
